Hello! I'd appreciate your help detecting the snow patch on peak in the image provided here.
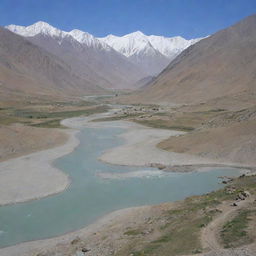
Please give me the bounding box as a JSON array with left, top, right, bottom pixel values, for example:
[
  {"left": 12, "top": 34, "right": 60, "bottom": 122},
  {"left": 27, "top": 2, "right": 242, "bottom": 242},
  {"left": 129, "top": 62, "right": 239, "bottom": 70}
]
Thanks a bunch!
[
  {"left": 147, "top": 35, "right": 202, "bottom": 58},
  {"left": 69, "top": 29, "right": 112, "bottom": 50},
  {"left": 69, "top": 29, "right": 93, "bottom": 39},
  {"left": 6, "top": 24, "right": 26, "bottom": 35},
  {"left": 31, "top": 21, "right": 53, "bottom": 30},
  {"left": 69, "top": 29, "right": 95, "bottom": 45},
  {"left": 6, "top": 22, "right": 113, "bottom": 51},
  {"left": 99, "top": 32, "right": 161, "bottom": 57},
  {"left": 7, "top": 21, "right": 66, "bottom": 38},
  {"left": 124, "top": 31, "right": 146, "bottom": 38}
]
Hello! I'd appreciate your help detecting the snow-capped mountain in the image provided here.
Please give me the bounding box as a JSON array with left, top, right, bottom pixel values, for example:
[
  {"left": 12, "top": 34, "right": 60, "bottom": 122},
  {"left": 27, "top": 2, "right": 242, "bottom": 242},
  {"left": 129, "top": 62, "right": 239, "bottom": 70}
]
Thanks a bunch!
[
  {"left": 7, "top": 21, "right": 65, "bottom": 38},
  {"left": 99, "top": 31, "right": 158, "bottom": 57},
  {"left": 99, "top": 31, "right": 203, "bottom": 75},
  {"left": 7, "top": 22, "right": 146, "bottom": 89},
  {"left": 147, "top": 35, "right": 202, "bottom": 58},
  {"left": 69, "top": 29, "right": 113, "bottom": 50},
  {"left": 98, "top": 31, "right": 169, "bottom": 75},
  {"left": 7, "top": 22, "right": 114, "bottom": 52},
  {"left": 6, "top": 21, "right": 203, "bottom": 88}
]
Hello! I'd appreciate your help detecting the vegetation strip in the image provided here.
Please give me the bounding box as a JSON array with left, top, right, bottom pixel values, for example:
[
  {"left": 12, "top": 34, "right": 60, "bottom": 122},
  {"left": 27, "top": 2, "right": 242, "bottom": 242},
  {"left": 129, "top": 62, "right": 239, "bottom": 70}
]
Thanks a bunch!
[
  {"left": 116, "top": 175, "right": 256, "bottom": 256},
  {"left": 221, "top": 209, "right": 256, "bottom": 248}
]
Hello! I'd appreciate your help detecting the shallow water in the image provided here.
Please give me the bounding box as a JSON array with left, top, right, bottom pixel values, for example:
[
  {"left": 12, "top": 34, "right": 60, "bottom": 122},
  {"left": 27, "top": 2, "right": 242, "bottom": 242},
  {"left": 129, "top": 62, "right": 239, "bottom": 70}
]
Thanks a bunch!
[{"left": 0, "top": 124, "right": 241, "bottom": 248}]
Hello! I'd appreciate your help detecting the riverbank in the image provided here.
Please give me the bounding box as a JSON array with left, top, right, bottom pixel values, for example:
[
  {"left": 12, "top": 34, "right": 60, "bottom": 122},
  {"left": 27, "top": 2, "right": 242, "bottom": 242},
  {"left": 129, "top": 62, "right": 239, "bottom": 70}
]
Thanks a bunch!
[
  {"left": 0, "top": 100, "right": 109, "bottom": 162},
  {"left": 0, "top": 204, "right": 159, "bottom": 256},
  {"left": 99, "top": 120, "right": 252, "bottom": 169},
  {"left": 0, "top": 108, "right": 117, "bottom": 206},
  {"left": 0, "top": 174, "right": 255, "bottom": 256},
  {"left": 0, "top": 104, "right": 111, "bottom": 206},
  {"left": 0, "top": 128, "right": 79, "bottom": 205}
]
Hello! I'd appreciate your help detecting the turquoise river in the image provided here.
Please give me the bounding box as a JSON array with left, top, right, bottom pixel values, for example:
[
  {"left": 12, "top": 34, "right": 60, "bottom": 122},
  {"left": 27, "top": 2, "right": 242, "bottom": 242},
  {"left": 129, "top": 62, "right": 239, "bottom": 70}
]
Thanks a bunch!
[{"left": 0, "top": 122, "right": 241, "bottom": 248}]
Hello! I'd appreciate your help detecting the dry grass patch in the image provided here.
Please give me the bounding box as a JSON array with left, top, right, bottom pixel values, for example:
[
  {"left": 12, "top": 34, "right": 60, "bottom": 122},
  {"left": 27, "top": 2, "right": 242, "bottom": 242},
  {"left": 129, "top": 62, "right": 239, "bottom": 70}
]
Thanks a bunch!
[{"left": 221, "top": 209, "right": 256, "bottom": 248}]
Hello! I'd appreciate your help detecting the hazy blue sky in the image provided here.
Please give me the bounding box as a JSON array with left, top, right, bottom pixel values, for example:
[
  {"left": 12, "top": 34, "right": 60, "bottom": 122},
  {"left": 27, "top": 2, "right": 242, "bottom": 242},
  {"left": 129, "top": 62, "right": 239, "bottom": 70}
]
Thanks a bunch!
[{"left": 1, "top": 0, "right": 256, "bottom": 38}]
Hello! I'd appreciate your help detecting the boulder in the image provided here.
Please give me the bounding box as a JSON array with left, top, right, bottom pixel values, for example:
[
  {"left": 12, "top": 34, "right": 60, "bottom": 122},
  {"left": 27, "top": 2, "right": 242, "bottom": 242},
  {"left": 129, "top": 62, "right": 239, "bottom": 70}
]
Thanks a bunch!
[
  {"left": 242, "top": 191, "right": 250, "bottom": 197},
  {"left": 81, "top": 248, "right": 90, "bottom": 253}
]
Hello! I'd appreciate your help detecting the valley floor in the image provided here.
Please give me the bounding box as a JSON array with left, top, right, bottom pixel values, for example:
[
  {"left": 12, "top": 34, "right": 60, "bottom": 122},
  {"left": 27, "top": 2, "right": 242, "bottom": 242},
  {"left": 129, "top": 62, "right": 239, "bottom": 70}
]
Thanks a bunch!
[{"left": 0, "top": 101, "right": 255, "bottom": 256}]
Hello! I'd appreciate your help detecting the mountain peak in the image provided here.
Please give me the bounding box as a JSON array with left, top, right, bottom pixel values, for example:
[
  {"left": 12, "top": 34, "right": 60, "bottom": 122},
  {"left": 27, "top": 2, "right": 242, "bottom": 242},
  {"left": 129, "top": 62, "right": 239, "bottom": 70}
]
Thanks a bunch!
[
  {"left": 129, "top": 31, "right": 145, "bottom": 36},
  {"left": 69, "top": 29, "right": 111, "bottom": 50},
  {"left": 69, "top": 29, "right": 94, "bottom": 42},
  {"left": 32, "top": 21, "right": 52, "bottom": 28},
  {"left": 7, "top": 21, "right": 65, "bottom": 38},
  {"left": 124, "top": 31, "right": 146, "bottom": 39},
  {"left": 69, "top": 29, "right": 90, "bottom": 36}
]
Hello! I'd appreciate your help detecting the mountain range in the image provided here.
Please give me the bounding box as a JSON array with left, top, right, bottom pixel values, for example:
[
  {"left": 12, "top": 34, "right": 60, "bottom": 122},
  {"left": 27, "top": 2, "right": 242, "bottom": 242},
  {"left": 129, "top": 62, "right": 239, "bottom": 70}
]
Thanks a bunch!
[
  {"left": 2, "top": 15, "right": 255, "bottom": 105},
  {"left": 5, "top": 22, "right": 201, "bottom": 94},
  {"left": 99, "top": 32, "right": 202, "bottom": 75},
  {"left": 6, "top": 22, "right": 145, "bottom": 90}
]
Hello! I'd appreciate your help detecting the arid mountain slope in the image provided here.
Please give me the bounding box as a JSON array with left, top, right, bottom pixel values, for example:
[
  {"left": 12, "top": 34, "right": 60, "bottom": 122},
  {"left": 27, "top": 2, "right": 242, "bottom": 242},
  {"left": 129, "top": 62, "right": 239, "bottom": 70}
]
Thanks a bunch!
[
  {"left": 124, "top": 14, "right": 256, "bottom": 105},
  {"left": 0, "top": 27, "right": 105, "bottom": 99}
]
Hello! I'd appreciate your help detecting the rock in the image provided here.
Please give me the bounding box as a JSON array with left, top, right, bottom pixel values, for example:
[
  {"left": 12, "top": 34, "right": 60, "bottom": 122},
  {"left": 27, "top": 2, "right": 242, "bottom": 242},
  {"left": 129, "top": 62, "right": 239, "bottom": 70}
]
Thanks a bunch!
[
  {"left": 226, "top": 187, "right": 236, "bottom": 194},
  {"left": 238, "top": 193, "right": 246, "bottom": 200},
  {"left": 150, "top": 163, "right": 166, "bottom": 170},
  {"left": 242, "top": 191, "right": 250, "bottom": 197},
  {"left": 81, "top": 248, "right": 90, "bottom": 253},
  {"left": 71, "top": 237, "right": 81, "bottom": 245},
  {"left": 141, "top": 228, "right": 154, "bottom": 235},
  {"left": 35, "top": 253, "right": 47, "bottom": 256}
]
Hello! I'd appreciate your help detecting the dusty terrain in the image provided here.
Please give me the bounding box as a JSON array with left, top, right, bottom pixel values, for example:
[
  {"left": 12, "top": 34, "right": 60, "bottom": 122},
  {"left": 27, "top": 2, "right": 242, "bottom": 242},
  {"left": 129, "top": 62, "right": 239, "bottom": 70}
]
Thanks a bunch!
[
  {"left": 96, "top": 102, "right": 256, "bottom": 168},
  {"left": 0, "top": 99, "right": 108, "bottom": 160},
  {"left": 159, "top": 120, "right": 256, "bottom": 167},
  {"left": 0, "top": 129, "right": 78, "bottom": 205},
  {"left": 99, "top": 121, "right": 234, "bottom": 167},
  {"left": 0, "top": 124, "right": 68, "bottom": 162}
]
